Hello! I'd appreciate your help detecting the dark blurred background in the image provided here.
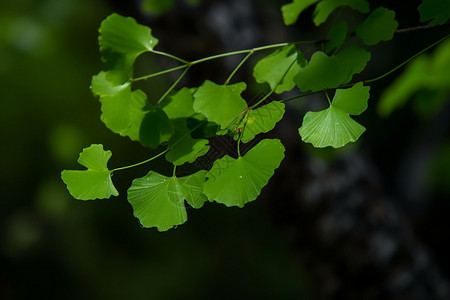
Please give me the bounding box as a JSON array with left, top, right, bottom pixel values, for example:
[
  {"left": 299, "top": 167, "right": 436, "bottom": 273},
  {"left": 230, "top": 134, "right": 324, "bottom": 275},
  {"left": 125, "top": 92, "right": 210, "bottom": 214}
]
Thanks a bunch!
[{"left": 1, "top": 0, "right": 450, "bottom": 299}]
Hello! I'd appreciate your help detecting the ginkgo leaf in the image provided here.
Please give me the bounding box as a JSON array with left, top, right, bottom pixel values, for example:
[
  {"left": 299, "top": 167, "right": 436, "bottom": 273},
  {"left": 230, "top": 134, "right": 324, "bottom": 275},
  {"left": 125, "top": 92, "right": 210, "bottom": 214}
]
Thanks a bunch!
[
  {"left": 253, "top": 45, "right": 306, "bottom": 94},
  {"left": 166, "top": 119, "right": 209, "bottom": 166},
  {"left": 325, "top": 21, "right": 348, "bottom": 53},
  {"left": 177, "top": 171, "right": 208, "bottom": 209},
  {"left": 99, "top": 85, "right": 148, "bottom": 141},
  {"left": 333, "top": 82, "right": 370, "bottom": 115},
  {"left": 139, "top": 109, "right": 174, "bottom": 148},
  {"left": 203, "top": 139, "right": 285, "bottom": 207},
  {"left": 91, "top": 71, "right": 130, "bottom": 97},
  {"left": 161, "top": 88, "right": 196, "bottom": 119},
  {"left": 419, "top": 0, "right": 450, "bottom": 26},
  {"left": 230, "top": 102, "right": 285, "bottom": 143},
  {"left": 127, "top": 170, "right": 207, "bottom": 231},
  {"left": 299, "top": 107, "right": 365, "bottom": 148},
  {"left": 298, "top": 83, "right": 369, "bottom": 148},
  {"left": 281, "top": 0, "right": 320, "bottom": 25},
  {"left": 355, "top": 7, "right": 398, "bottom": 45},
  {"left": 99, "top": 13, "right": 159, "bottom": 84},
  {"left": 295, "top": 45, "right": 371, "bottom": 92},
  {"left": 61, "top": 144, "right": 118, "bottom": 200},
  {"left": 193, "top": 80, "right": 248, "bottom": 129},
  {"left": 313, "top": 0, "right": 369, "bottom": 26}
]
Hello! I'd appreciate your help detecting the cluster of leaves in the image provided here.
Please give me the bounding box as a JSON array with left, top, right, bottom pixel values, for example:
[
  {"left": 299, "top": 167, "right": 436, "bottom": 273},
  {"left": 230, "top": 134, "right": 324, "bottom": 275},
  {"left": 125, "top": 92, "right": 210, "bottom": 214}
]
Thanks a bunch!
[{"left": 62, "top": 1, "right": 449, "bottom": 231}]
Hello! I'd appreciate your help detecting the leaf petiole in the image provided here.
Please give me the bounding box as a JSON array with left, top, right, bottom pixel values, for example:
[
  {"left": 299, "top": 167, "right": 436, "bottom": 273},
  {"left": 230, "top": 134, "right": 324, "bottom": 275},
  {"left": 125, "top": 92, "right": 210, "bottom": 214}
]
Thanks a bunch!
[
  {"left": 111, "top": 149, "right": 169, "bottom": 173},
  {"left": 149, "top": 49, "right": 189, "bottom": 64},
  {"left": 157, "top": 66, "right": 191, "bottom": 105},
  {"left": 225, "top": 50, "right": 254, "bottom": 85}
]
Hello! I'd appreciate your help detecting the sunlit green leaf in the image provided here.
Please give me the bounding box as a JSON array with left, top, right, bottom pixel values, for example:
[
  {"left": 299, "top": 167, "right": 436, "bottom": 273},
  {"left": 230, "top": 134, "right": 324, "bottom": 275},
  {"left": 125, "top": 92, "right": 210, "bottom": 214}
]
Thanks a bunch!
[
  {"left": 99, "top": 85, "right": 148, "bottom": 141},
  {"left": 333, "top": 82, "right": 370, "bottom": 115},
  {"left": 253, "top": 45, "right": 306, "bottom": 94},
  {"left": 166, "top": 119, "right": 209, "bottom": 166},
  {"left": 281, "top": 0, "right": 320, "bottom": 25},
  {"left": 203, "top": 139, "right": 285, "bottom": 207},
  {"left": 299, "top": 107, "right": 365, "bottom": 148},
  {"left": 295, "top": 45, "right": 371, "bottom": 92},
  {"left": 229, "top": 102, "right": 285, "bottom": 143},
  {"left": 325, "top": 21, "right": 348, "bottom": 53},
  {"left": 127, "top": 170, "right": 207, "bottom": 231},
  {"left": 313, "top": 0, "right": 369, "bottom": 26},
  {"left": 61, "top": 144, "right": 118, "bottom": 200},
  {"left": 91, "top": 71, "right": 130, "bottom": 97},
  {"left": 193, "top": 80, "right": 248, "bottom": 129},
  {"left": 99, "top": 13, "right": 159, "bottom": 84},
  {"left": 299, "top": 83, "right": 369, "bottom": 148},
  {"left": 419, "top": 0, "right": 450, "bottom": 26},
  {"left": 355, "top": 7, "right": 398, "bottom": 45},
  {"left": 161, "top": 88, "right": 196, "bottom": 119}
]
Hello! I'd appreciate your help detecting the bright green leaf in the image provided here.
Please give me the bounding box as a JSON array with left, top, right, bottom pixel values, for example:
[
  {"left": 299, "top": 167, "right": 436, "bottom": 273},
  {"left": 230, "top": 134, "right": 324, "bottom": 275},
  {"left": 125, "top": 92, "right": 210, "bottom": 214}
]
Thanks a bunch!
[
  {"left": 299, "top": 83, "right": 369, "bottom": 148},
  {"left": 91, "top": 71, "right": 130, "bottom": 97},
  {"left": 127, "top": 170, "right": 207, "bottom": 231},
  {"left": 333, "top": 82, "right": 370, "bottom": 115},
  {"left": 230, "top": 102, "right": 285, "bottom": 143},
  {"left": 313, "top": 0, "right": 369, "bottom": 26},
  {"left": 295, "top": 45, "right": 371, "bottom": 92},
  {"left": 99, "top": 86, "right": 148, "bottom": 141},
  {"left": 299, "top": 106, "right": 365, "bottom": 148},
  {"left": 355, "top": 7, "right": 398, "bottom": 45},
  {"left": 139, "top": 109, "right": 174, "bottom": 148},
  {"left": 161, "top": 88, "right": 196, "bottom": 119},
  {"left": 419, "top": 0, "right": 450, "bottom": 26},
  {"left": 253, "top": 45, "right": 306, "bottom": 94},
  {"left": 166, "top": 119, "right": 209, "bottom": 166},
  {"left": 203, "top": 139, "right": 285, "bottom": 207},
  {"left": 325, "top": 21, "right": 348, "bottom": 53},
  {"left": 99, "top": 13, "right": 159, "bottom": 83},
  {"left": 193, "top": 80, "right": 248, "bottom": 129},
  {"left": 281, "top": 0, "right": 320, "bottom": 25},
  {"left": 61, "top": 144, "right": 118, "bottom": 200},
  {"left": 178, "top": 171, "right": 208, "bottom": 209}
]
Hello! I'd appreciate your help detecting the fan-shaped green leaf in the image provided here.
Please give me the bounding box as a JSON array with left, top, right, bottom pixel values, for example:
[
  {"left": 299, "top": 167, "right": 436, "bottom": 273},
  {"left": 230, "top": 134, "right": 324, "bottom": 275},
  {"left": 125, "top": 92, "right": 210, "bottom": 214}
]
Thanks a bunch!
[
  {"left": 281, "top": 0, "right": 320, "bottom": 25},
  {"left": 325, "top": 21, "right": 348, "bottom": 53},
  {"left": 313, "top": 0, "right": 369, "bottom": 26},
  {"left": 91, "top": 71, "right": 130, "bottom": 97},
  {"left": 299, "top": 107, "right": 365, "bottom": 148},
  {"left": 166, "top": 119, "right": 209, "bottom": 165},
  {"left": 193, "top": 80, "right": 248, "bottom": 129},
  {"left": 99, "top": 85, "right": 148, "bottom": 141},
  {"left": 127, "top": 170, "right": 207, "bottom": 231},
  {"left": 295, "top": 45, "right": 371, "bottom": 92},
  {"left": 203, "top": 139, "right": 285, "bottom": 207},
  {"left": 229, "top": 102, "right": 285, "bottom": 143},
  {"left": 299, "top": 83, "right": 369, "bottom": 148},
  {"left": 139, "top": 109, "right": 174, "bottom": 148},
  {"left": 253, "top": 45, "right": 306, "bottom": 94},
  {"left": 161, "top": 88, "right": 196, "bottom": 119},
  {"left": 99, "top": 13, "right": 159, "bottom": 84},
  {"left": 419, "top": 0, "right": 450, "bottom": 26},
  {"left": 61, "top": 144, "right": 118, "bottom": 200},
  {"left": 355, "top": 7, "right": 398, "bottom": 45},
  {"left": 333, "top": 82, "right": 370, "bottom": 115}
]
